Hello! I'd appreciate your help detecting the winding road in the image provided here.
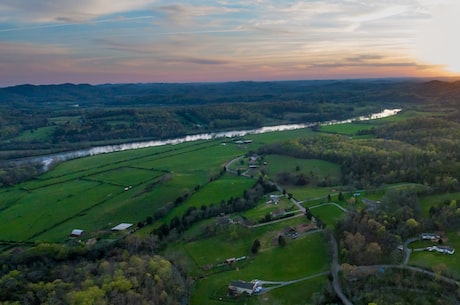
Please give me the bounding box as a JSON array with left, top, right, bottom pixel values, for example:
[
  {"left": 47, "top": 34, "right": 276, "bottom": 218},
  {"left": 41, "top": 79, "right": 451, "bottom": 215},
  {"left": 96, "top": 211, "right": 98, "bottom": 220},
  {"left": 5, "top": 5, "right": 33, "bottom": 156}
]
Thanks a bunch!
[{"left": 225, "top": 155, "right": 459, "bottom": 303}]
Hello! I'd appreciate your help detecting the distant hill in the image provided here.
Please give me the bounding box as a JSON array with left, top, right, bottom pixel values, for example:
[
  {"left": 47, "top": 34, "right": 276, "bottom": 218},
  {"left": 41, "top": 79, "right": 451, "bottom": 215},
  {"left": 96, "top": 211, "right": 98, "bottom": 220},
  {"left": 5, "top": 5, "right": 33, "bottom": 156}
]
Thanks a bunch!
[{"left": 0, "top": 79, "right": 435, "bottom": 108}]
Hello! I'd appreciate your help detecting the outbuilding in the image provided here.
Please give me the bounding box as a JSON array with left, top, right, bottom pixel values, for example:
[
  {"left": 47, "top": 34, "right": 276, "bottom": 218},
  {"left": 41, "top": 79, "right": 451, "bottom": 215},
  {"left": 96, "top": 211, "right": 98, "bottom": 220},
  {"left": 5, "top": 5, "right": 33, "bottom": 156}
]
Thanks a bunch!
[
  {"left": 111, "top": 223, "right": 133, "bottom": 231},
  {"left": 70, "top": 229, "right": 84, "bottom": 237}
]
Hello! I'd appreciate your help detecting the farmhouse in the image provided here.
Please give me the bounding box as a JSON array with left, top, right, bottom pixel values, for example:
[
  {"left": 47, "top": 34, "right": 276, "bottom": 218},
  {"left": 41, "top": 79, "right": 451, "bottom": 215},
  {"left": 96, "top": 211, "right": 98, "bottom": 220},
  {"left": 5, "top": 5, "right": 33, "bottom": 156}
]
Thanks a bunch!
[
  {"left": 70, "top": 229, "right": 84, "bottom": 237},
  {"left": 427, "top": 246, "right": 455, "bottom": 255},
  {"left": 269, "top": 194, "right": 280, "bottom": 204},
  {"left": 228, "top": 280, "right": 260, "bottom": 295},
  {"left": 421, "top": 233, "right": 440, "bottom": 240}
]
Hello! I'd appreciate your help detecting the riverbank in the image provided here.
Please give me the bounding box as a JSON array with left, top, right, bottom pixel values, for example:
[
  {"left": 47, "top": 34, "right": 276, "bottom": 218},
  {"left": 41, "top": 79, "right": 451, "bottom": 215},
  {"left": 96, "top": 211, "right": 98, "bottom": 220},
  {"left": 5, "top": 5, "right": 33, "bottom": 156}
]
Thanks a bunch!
[{"left": 6, "top": 108, "right": 401, "bottom": 173}]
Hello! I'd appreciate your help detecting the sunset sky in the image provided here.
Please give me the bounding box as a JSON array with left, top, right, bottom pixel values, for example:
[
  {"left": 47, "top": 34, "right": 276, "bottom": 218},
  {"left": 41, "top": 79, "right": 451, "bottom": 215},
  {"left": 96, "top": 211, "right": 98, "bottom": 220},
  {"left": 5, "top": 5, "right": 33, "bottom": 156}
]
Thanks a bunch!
[{"left": 0, "top": 0, "right": 459, "bottom": 86}]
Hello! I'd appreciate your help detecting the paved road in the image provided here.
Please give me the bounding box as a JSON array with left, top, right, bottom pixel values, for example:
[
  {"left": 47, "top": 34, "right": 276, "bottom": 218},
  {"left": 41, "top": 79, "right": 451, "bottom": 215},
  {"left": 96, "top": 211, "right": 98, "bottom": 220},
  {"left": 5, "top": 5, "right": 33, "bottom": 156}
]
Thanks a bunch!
[
  {"left": 257, "top": 271, "right": 330, "bottom": 294},
  {"left": 309, "top": 202, "right": 348, "bottom": 212},
  {"left": 224, "top": 155, "right": 244, "bottom": 175},
  {"left": 330, "top": 233, "right": 354, "bottom": 305},
  {"left": 247, "top": 212, "right": 304, "bottom": 228},
  {"left": 225, "top": 156, "right": 459, "bottom": 302},
  {"left": 402, "top": 237, "right": 419, "bottom": 265},
  {"left": 355, "top": 264, "right": 459, "bottom": 286}
]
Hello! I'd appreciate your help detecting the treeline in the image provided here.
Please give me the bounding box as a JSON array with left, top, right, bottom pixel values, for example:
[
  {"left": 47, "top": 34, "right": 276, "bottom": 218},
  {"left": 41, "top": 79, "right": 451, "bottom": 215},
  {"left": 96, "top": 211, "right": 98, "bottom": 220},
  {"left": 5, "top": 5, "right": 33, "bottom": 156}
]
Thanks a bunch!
[
  {"left": 152, "top": 179, "right": 278, "bottom": 240},
  {"left": 0, "top": 162, "right": 41, "bottom": 187},
  {"left": 0, "top": 238, "right": 188, "bottom": 305},
  {"left": 258, "top": 117, "right": 460, "bottom": 190}
]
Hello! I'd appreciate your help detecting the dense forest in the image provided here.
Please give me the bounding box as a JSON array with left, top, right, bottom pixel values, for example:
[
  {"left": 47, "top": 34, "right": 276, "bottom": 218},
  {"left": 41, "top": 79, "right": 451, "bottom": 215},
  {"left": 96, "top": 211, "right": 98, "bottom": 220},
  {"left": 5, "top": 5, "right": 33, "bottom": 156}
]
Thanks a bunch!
[{"left": 0, "top": 237, "right": 189, "bottom": 305}]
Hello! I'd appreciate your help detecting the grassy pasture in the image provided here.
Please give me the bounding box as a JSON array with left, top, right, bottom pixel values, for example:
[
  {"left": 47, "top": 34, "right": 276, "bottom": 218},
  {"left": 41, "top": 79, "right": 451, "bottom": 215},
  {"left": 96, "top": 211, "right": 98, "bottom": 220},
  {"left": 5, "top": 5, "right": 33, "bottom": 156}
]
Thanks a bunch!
[
  {"left": 0, "top": 139, "right": 253, "bottom": 242},
  {"left": 85, "top": 167, "right": 164, "bottom": 186},
  {"left": 40, "top": 141, "right": 212, "bottom": 179},
  {"left": 264, "top": 155, "right": 341, "bottom": 181},
  {"left": 320, "top": 122, "right": 376, "bottom": 135},
  {"left": 189, "top": 231, "right": 329, "bottom": 305},
  {"left": 163, "top": 174, "right": 255, "bottom": 223},
  {"left": 136, "top": 142, "right": 242, "bottom": 175},
  {"left": 0, "top": 180, "right": 121, "bottom": 241}
]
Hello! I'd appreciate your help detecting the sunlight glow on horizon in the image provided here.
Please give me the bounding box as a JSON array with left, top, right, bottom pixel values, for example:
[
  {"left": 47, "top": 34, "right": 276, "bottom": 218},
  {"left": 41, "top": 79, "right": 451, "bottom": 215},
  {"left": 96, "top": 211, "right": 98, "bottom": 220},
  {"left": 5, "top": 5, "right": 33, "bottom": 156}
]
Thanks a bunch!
[
  {"left": 0, "top": 1, "right": 459, "bottom": 86},
  {"left": 415, "top": 2, "right": 460, "bottom": 74}
]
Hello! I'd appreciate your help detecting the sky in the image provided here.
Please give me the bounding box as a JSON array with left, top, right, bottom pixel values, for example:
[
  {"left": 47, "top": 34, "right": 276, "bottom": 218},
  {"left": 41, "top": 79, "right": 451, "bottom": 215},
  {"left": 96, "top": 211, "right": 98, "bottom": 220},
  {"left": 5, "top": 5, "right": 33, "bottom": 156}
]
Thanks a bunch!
[{"left": 0, "top": 0, "right": 459, "bottom": 86}]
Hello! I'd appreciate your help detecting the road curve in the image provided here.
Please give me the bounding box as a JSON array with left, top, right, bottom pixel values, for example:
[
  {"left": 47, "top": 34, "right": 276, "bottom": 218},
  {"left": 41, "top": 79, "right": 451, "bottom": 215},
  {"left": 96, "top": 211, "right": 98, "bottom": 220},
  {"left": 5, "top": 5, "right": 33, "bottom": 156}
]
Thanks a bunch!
[{"left": 330, "top": 233, "right": 354, "bottom": 305}]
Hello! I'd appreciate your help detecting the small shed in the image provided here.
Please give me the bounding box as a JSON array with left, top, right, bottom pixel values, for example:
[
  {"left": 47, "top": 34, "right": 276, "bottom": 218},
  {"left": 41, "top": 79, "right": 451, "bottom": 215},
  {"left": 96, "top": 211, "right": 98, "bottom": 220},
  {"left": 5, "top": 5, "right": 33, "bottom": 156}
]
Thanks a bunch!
[
  {"left": 70, "top": 229, "right": 84, "bottom": 237},
  {"left": 111, "top": 223, "right": 133, "bottom": 231}
]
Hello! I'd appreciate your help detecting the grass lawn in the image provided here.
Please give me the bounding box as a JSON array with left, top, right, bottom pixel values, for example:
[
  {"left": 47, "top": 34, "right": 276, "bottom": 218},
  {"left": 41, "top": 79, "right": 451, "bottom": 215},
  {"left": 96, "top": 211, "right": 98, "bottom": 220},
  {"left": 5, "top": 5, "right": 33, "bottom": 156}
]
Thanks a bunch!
[
  {"left": 251, "top": 275, "right": 328, "bottom": 305},
  {"left": 309, "top": 204, "right": 345, "bottom": 228},
  {"left": 241, "top": 194, "right": 298, "bottom": 223}
]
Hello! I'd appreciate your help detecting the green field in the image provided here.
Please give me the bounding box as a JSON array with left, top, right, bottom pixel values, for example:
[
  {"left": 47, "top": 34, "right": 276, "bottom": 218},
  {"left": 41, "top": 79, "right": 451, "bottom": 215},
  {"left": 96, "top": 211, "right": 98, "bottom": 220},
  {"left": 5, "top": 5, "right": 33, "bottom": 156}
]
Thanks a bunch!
[
  {"left": 264, "top": 155, "right": 341, "bottom": 181},
  {"left": 189, "top": 231, "right": 329, "bottom": 305},
  {"left": 310, "top": 204, "right": 346, "bottom": 228},
  {"left": 0, "top": 140, "right": 252, "bottom": 242},
  {"left": 163, "top": 174, "right": 255, "bottom": 223},
  {"left": 320, "top": 122, "right": 376, "bottom": 135}
]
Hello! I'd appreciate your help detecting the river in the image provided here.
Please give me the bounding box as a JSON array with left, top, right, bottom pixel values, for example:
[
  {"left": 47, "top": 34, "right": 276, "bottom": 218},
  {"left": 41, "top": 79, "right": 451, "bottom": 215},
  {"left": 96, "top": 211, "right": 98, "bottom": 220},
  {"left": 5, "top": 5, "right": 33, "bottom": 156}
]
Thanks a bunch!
[{"left": 12, "top": 108, "right": 401, "bottom": 172}]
